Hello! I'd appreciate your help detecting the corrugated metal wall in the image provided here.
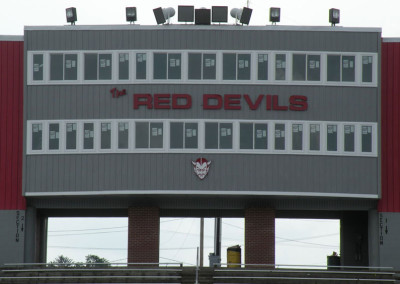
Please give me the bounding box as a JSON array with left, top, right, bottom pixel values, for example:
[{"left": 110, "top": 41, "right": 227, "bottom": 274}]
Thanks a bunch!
[
  {"left": 24, "top": 27, "right": 380, "bottom": 202},
  {"left": 0, "top": 40, "right": 25, "bottom": 210},
  {"left": 380, "top": 41, "right": 400, "bottom": 212}
]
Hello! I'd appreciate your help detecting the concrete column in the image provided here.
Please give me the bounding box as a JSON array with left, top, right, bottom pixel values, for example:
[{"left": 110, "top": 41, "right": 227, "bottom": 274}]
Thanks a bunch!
[
  {"left": 128, "top": 207, "right": 160, "bottom": 264},
  {"left": 368, "top": 209, "right": 380, "bottom": 267},
  {"left": 245, "top": 207, "right": 275, "bottom": 265}
]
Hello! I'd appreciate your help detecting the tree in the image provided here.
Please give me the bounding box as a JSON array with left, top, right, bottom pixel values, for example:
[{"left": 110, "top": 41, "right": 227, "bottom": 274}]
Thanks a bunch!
[
  {"left": 85, "top": 254, "right": 110, "bottom": 268},
  {"left": 49, "top": 255, "right": 74, "bottom": 267}
]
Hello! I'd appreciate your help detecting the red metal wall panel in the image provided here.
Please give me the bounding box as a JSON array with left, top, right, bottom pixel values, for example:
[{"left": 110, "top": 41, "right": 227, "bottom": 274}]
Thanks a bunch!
[
  {"left": 380, "top": 42, "right": 400, "bottom": 212},
  {"left": 0, "top": 40, "right": 25, "bottom": 210}
]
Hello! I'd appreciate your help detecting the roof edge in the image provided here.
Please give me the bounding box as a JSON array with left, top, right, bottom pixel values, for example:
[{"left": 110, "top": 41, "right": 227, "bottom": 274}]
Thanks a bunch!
[
  {"left": 0, "top": 35, "right": 23, "bottom": 41},
  {"left": 24, "top": 24, "right": 382, "bottom": 33}
]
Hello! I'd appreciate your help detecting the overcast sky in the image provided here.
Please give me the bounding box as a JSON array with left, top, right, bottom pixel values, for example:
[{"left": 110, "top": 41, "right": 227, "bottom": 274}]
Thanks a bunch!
[{"left": 1, "top": 0, "right": 399, "bottom": 37}]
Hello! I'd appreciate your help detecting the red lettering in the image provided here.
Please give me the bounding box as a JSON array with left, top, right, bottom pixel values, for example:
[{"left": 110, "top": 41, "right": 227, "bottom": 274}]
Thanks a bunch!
[
  {"left": 203, "top": 94, "right": 223, "bottom": 110},
  {"left": 224, "top": 94, "right": 241, "bottom": 110},
  {"left": 110, "top": 88, "right": 127, "bottom": 98},
  {"left": 244, "top": 94, "right": 263, "bottom": 110},
  {"left": 172, "top": 94, "right": 192, "bottom": 109},
  {"left": 154, "top": 94, "right": 171, "bottom": 109},
  {"left": 272, "top": 95, "right": 288, "bottom": 111},
  {"left": 289, "top": 95, "right": 308, "bottom": 111},
  {"left": 134, "top": 94, "right": 153, "bottom": 109}
]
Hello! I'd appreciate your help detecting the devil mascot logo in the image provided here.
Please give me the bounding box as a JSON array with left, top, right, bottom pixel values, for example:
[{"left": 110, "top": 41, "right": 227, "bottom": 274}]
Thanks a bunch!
[{"left": 191, "top": 158, "right": 211, "bottom": 180}]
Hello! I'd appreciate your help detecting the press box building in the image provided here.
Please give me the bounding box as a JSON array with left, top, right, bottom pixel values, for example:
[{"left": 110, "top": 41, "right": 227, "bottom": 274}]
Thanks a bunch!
[{"left": 0, "top": 22, "right": 385, "bottom": 267}]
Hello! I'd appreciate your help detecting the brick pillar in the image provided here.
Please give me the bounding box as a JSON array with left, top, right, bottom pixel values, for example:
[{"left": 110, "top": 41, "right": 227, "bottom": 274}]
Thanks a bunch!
[
  {"left": 128, "top": 207, "right": 160, "bottom": 264},
  {"left": 245, "top": 207, "right": 275, "bottom": 265}
]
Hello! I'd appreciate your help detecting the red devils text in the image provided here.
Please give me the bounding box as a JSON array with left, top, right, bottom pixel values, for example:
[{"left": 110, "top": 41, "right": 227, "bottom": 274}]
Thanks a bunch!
[{"left": 132, "top": 94, "right": 308, "bottom": 111}]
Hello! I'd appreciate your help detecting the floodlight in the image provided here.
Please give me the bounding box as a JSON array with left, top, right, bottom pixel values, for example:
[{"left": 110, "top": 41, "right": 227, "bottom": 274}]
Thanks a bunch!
[
  {"left": 195, "top": 8, "right": 211, "bottom": 25},
  {"left": 126, "top": 7, "right": 137, "bottom": 23},
  {"left": 329, "top": 8, "right": 340, "bottom": 26},
  {"left": 153, "top": 7, "right": 166, "bottom": 24},
  {"left": 66, "top": 7, "right": 77, "bottom": 25},
  {"left": 240, "top": 7, "right": 252, "bottom": 25},
  {"left": 269, "top": 7, "right": 280, "bottom": 24},
  {"left": 178, "top": 5, "right": 194, "bottom": 22},
  {"left": 162, "top": 7, "right": 176, "bottom": 23},
  {"left": 212, "top": 6, "right": 228, "bottom": 23},
  {"left": 230, "top": 8, "right": 242, "bottom": 25}
]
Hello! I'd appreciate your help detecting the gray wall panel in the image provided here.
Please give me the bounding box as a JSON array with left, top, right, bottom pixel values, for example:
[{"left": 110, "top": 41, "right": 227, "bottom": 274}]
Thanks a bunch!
[
  {"left": 25, "top": 154, "right": 378, "bottom": 196},
  {"left": 0, "top": 210, "right": 25, "bottom": 265},
  {"left": 26, "top": 28, "right": 379, "bottom": 52},
  {"left": 26, "top": 85, "right": 377, "bottom": 122}
]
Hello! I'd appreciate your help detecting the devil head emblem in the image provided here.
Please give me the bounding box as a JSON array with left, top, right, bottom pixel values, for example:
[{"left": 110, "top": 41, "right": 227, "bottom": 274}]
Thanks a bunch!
[{"left": 192, "top": 158, "right": 211, "bottom": 180}]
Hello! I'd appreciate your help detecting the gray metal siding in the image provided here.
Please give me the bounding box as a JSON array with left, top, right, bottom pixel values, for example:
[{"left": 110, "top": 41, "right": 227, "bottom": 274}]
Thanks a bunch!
[
  {"left": 26, "top": 85, "right": 377, "bottom": 122},
  {"left": 25, "top": 154, "right": 377, "bottom": 196},
  {"left": 25, "top": 28, "right": 379, "bottom": 52}
]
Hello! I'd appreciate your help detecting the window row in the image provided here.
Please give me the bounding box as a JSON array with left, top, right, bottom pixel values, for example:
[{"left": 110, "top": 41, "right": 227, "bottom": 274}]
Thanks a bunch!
[
  {"left": 28, "top": 50, "right": 377, "bottom": 86},
  {"left": 27, "top": 120, "right": 377, "bottom": 157}
]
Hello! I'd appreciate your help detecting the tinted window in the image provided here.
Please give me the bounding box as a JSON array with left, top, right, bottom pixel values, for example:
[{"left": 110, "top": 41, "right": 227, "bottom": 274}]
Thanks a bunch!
[
  {"left": 33, "top": 54, "right": 43, "bottom": 81},
  {"left": 84, "top": 54, "right": 97, "bottom": 80},
  {"left": 327, "top": 124, "right": 337, "bottom": 151},
  {"left": 136, "top": 53, "right": 147, "bottom": 79},
  {"left": 327, "top": 55, "right": 340, "bottom": 82},
  {"left": 99, "top": 54, "right": 112, "bottom": 80},
  {"left": 240, "top": 123, "right": 253, "bottom": 149},
  {"left": 65, "top": 54, "right": 78, "bottom": 80},
  {"left": 238, "top": 54, "right": 251, "bottom": 80},
  {"left": 257, "top": 54, "right": 268, "bottom": 80},
  {"left": 223, "top": 53, "right": 236, "bottom": 80},
  {"left": 309, "top": 124, "right": 320, "bottom": 151},
  {"left": 154, "top": 53, "right": 167, "bottom": 79},
  {"left": 101, "top": 122, "right": 111, "bottom": 149},
  {"left": 342, "top": 56, "right": 355, "bottom": 82},
  {"left": 362, "top": 56, "right": 373, "bottom": 82},
  {"left": 49, "top": 123, "right": 60, "bottom": 150},
  {"left": 150, "top": 122, "right": 163, "bottom": 148},
  {"left": 136, "top": 122, "right": 149, "bottom": 148},
  {"left": 307, "top": 55, "right": 320, "bottom": 81},
  {"left": 119, "top": 53, "right": 129, "bottom": 80},
  {"left": 66, "top": 123, "right": 77, "bottom": 150},
  {"left": 205, "top": 123, "right": 218, "bottom": 149},
  {"left": 275, "top": 54, "right": 286, "bottom": 80},
  {"left": 292, "top": 54, "right": 306, "bottom": 81},
  {"left": 292, "top": 124, "right": 303, "bottom": 150},
  {"left": 118, "top": 122, "right": 129, "bottom": 149},
  {"left": 188, "top": 53, "right": 201, "bottom": 80},
  {"left": 32, "top": 123, "right": 42, "bottom": 150},
  {"left": 168, "top": 54, "right": 181, "bottom": 79},
  {"left": 50, "top": 54, "right": 63, "bottom": 80},
  {"left": 362, "top": 126, "right": 372, "bottom": 152},
  {"left": 170, "top": 122, "right": 184, "bottom": 148},
  {"left": 83, "top": 123, "right": 94, "bottom": 149},
  {"left": 254, "top": 124, "right": 268, "bottom": 149},
  {"left": 220, "top": 123, "right": 232, "bottom": 149},
  {"left": 185, "top": 123, "right": 198, "bottom": 149},
  {"left": 344, "top": 125, "right": 355, "bottom": 152},
  {"left": 203, "top": 54, "right": 216, "bottom": 79},
  {"left": 275, "top": 124, "right": 285, "bottom": 150}
]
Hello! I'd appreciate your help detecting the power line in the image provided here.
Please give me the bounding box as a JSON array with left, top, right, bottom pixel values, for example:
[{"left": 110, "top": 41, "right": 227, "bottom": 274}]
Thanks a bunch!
[{"left": 48, "top": 226, "right": 127, "bottom": 233}]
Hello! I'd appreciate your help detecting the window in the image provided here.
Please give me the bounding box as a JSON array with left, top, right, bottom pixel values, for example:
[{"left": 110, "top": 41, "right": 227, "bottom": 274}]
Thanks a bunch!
[
  {"left": 49, "top": 123, "right": 60, "bottom": 150},
  {"left": 240, "top": 123, "right": 268, "bottom": 150},
  {"left": 275, "top": 54, "right": 286, "bottom": 80},
  {"left": 327, "top": 124, "right": 337, "bottom": 151},
  {"left": 223, "top": 53, "right": 250, "bottom": 80},
  {"left": 118, "top": 122, "right": 129, "bottom": 149},
  {"left": 33, "top": 54, "right": 43, "bottom": 81},
  {"left": 309, "top": 124, "right": 320, "bottom": 151},
  {"left": 188, "top": 53, "right": 216, "bottom": 80},
  {"left": 119, "top": 53, "right": 129, "bottom": 80},
  {"left": 84, "top": 53, "right": 112, "bottom": 80},
  {"left": 66, "top": 123, "right": 77, "bottom": 150},
  {"left": 101, "top": 122, "right": 111, "bottom": 149},
  {"left": 327, "top": 55, "right": 355, "bottom": 82},
  {"left": 153, "top": 53, "right": 181, "bottom": 80},
  {"left": 205, "top": 122, "right": 233, "bottom": 149},
  {"left": 170, "top": 122, "right": 198, "bottom": 149},
  {"left": 274, "top": 124, "right": 285, "bottom": 150},
  {"left": 344, "top": 125, "right": 355, "bottom": 152},
  {"left": 83, "top": 123, "right": 94, "bottom": 150},
  {"left": 292, "top": 124, "right": 303, "bottom": 150},
  {"left": 136, "top": 53, "right": 147, "bottom": 79},
  {"left": 50, "top": 54, "right": 78, "bottom": 81},
  {"left": 32, "top": 123, "right": 43, "bottom": 150},
  {"left": 362, "top": 56, "right": 373, "bottom": 83},
  {"left": 362, "top": 126, "right": 372, "bottom": 152},
  {"left": 257, "top": 54, "right": 268, "bottom": 80},
  {"left": 135, "top": 122, "right": 163, "bottom": 148},
  {"left": 292, "top": 54, "right": 320, "bottom": 81}
]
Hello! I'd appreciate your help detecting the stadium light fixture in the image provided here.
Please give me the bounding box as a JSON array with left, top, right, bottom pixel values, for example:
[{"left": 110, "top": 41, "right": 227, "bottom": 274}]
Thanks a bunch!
[
  {"left": 66, "top": 7, "right": 77, "bottom": 25},
  {"left": 230, "top": 7, "right": 252, "bottom": 25},
  {"left": 126, "top": 7, "right": 137, "bottom": 24},
  {"left": 153, "top": 7, "right": 175, "bottom": 25},
  {"left": 269, "top": 7, "right": 280, "bottom": 24},
  {"left": 329, "top": 8, "right": 340, "bottom": 26}
]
